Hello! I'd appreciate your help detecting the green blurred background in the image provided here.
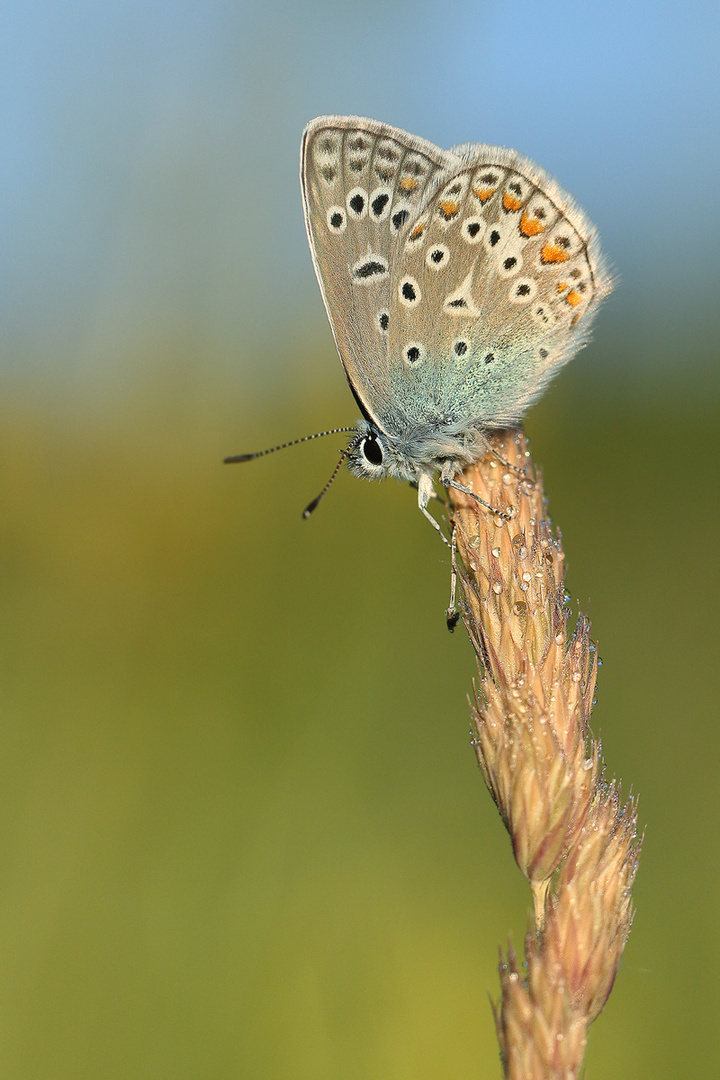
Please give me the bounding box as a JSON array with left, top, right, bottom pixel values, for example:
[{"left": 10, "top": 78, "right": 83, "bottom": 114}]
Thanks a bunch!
[{"left": 2, "top": 2, "right": 719, "bottom": 1077}]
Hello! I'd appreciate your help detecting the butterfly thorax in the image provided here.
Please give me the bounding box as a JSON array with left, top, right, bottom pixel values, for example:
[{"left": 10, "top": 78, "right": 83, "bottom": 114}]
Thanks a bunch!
[{"left": 346, "top": 417, "right": 488, "bottom": 486}]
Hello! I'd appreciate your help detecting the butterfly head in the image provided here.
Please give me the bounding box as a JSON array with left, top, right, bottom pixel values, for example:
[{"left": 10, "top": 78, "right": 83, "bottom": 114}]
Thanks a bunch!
[
  {"left": 345, "top": 417, "right": 483, "bottom": 487},
  {"left": 345, "top": 420, "right": 410, "bottom": 484}
]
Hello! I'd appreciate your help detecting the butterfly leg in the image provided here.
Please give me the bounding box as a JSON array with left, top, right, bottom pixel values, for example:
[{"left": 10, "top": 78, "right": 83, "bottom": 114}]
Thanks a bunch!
[
  {"left": 417, "top": 472, "right": 451, "bottom": 546},
  {"left": 441, "top": 470, "right": 511, "bottom": 522},
  {"left": 443, "top": 476, "right": 510, "bottom": 518},
  {"left": 485, "top": 433, "right": 528, "bottom": 478},
  {"left": 445, "top": 522, "right": 461, "bottom": 632},
  {"left": 409, "top": 479, "right": 448, "bottom": 506},
  {"left": 417, "top": 474, "right": 462, "bottom": 628},
  {"left": 443, "top": 476, "right": 493, "bottom": 511},
  {"left": 469, "top": 428, "right": 529, "bottom": 479}
]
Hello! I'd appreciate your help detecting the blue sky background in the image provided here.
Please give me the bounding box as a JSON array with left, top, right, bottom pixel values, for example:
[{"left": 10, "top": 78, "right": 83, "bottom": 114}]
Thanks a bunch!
[{"left": 2, "top": 0, "right": 719, "bottom": 395}]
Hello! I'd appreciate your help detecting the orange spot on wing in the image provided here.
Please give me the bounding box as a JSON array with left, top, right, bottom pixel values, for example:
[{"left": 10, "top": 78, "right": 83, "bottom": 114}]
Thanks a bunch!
[
  {"left": 557, "top": 281, "right": 568, "bottom": 292},
  {"left": 409, "top": 224, "right": 425, "bottom": 241},
  {"left": 400, "top": 176, "right": 418, "bottom": 191},
  {"left": 565, "top": 289, "right": 582, "bottom": 306},
  {"left": 520, "top": 212, "right": 544, "bottom": 236},
  {"left": 503, "top": 193, "right": 523, "bottom": 212},
  {"left": 439, "top": 199, "right": 460, "bottom": 218},
  {"left": 473, "top": 187, "right": 496, "bottom": 203},
  {"left": 541, "top": 243, "right": 570, "bottom": 263}
]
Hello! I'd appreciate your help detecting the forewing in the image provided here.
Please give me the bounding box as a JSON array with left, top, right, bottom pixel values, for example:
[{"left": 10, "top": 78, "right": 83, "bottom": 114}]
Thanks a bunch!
[
  {"left": 301, "top": 116, "right": 459, "bottom": 429},
  {"left": 385, "top": 146, "right": 611, "bottom": 429}
]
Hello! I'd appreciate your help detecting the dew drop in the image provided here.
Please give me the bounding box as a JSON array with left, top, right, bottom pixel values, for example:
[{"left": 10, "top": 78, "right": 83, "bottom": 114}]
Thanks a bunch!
[
  {"left": 522, "top": 572, "right": 532, "bottom": 582},
  {"left": 491, "top": 547, "right": 501, "bottom": 558},
  {"left": 520, "top": 581, "right": 529, "bottom": 591},
  {"left": 492, "top": 582, "right": 503, "bottom": 594}
]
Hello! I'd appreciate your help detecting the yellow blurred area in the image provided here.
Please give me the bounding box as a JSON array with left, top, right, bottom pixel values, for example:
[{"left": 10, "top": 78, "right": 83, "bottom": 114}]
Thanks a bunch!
[{"left": 0, "top": 337, "right": 718, "bottom": 1078}]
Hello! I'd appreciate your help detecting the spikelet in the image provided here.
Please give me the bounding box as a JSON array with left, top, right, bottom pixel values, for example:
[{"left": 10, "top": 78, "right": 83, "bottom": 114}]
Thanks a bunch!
[{"left": 447, "top": 430, "right": 641, "bottom": 1079}]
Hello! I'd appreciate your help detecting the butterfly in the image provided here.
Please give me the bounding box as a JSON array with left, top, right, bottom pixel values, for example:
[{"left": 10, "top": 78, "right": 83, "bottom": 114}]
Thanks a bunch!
[{"left": 228, "top": 116, "right": 611, "bottom": 530}]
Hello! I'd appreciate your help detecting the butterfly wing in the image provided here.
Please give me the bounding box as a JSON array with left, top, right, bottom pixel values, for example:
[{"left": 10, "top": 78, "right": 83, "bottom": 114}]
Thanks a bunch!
[
  {"left": 385, "top": 146, "right": 612, "bottom": 431},
  {"left": 301, "top": 116, "right": 460, "bottom": 430}
]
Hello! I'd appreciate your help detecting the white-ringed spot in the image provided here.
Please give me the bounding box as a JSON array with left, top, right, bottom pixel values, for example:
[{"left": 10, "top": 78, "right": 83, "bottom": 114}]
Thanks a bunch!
[
  {"left": 326, "top": 206, "right": 346, "bottom": 233},
  {"left": 483, "top": 219, "right": 513, "bottom": 254},
  {"left": 496, "top": 250, "right": 523, "bottom": 278},
  {"left": 346, "top": 187, "right": 368, "bottom": 219},
  {"left": 351, "top": 254, "right": 389, "bottom": 283},
  {"left": 426, "top": 244, "right": 450, "bottom": 270},
  {"left": 509, "top": 277, "right": 537, "bottom": 304},
  {"left": 462, "top": 217, "right": 486, "bottom": 244},
  {"left": 398, "top": 277, "right": 421, "bottom": 307},
  {"left": 369, "top": 188, "right": 392, "bottom": 221},
  {"left": 403, "top": 342, "right": 425, "bottom": 365}
]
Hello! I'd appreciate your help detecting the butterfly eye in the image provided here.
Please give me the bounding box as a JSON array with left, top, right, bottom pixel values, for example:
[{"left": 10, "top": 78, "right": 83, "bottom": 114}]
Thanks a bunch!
[{"left": 361, "top": 434, "right": 383, "bottom": 466}]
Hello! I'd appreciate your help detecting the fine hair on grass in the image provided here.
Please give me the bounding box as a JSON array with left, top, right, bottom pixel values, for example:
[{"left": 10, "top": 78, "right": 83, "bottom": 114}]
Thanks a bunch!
[{"left": 446, "top": 429, "right": 641, "bottom": 1079}]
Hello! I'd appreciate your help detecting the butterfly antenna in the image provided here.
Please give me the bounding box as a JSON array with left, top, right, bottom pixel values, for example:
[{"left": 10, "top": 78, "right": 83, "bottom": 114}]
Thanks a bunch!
[
  {"left": 224, "top": 426, "right": 356, "bottom": 464},
  {"left": 302, "top": 435, "right": 362, "bottom": 519}
]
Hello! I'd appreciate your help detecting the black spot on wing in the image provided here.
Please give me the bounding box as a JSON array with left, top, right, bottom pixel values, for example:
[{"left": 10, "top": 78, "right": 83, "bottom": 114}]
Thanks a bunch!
[{"left": 353, "top": 259, "right": 388, "bottom": 280}]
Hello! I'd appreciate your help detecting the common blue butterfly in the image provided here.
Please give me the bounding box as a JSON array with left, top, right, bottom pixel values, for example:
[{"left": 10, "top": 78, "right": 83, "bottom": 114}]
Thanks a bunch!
[{"left": 228, "top": 117, "right": 611, "bottom": 527}]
